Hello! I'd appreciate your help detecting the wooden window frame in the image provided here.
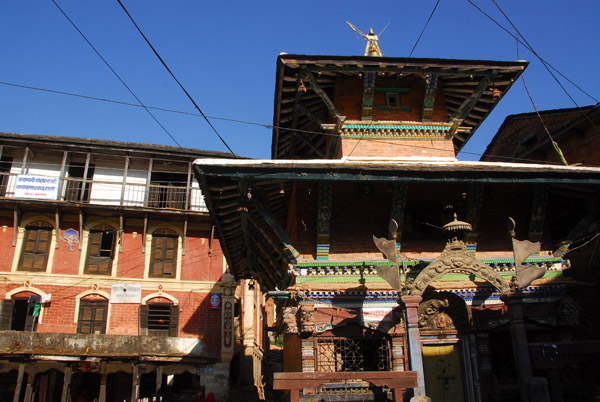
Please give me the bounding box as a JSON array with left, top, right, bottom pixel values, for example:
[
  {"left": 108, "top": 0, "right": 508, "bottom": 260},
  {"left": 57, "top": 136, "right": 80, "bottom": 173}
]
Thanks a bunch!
[
  {"left": 84, "top": 228, "right": 116, "bottom": 275},
  {"left": 0, "top": 297, "right": 40, "bottom": 331},
  {"left": 139, "top": 303, "right": 179, "bottom": 337},
  {"left": 149, "top": 232, "right": 178, "bottom": 279},
  {"left": 77, "top": 299, "right": 108, "bottom": 334},
  {"left": 18, "top": 224, "right": 52, "bottom": 272}
]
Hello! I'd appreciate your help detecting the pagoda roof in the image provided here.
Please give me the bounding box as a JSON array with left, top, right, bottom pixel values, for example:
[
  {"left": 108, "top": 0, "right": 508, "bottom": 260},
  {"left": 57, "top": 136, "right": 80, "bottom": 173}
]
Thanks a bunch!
[{"left": 272, "top": 54, "right": 528, "bottom": 159}]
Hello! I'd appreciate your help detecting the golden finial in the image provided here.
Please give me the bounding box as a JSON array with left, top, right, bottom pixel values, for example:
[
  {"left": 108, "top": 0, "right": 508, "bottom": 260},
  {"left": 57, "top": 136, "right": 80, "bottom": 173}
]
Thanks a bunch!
[{"left": 346, "top": 21, "right": 388, "bottom": 57}]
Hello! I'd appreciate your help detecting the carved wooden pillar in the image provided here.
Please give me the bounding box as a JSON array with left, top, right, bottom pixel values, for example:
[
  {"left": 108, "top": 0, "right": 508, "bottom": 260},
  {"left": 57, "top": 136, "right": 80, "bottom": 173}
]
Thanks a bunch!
[
  {"left": 155, "top": 366, "right": 163, "bottom": 400},
  {"left": 501, "top": 293, "right": 533, "bottom": 402},
  {"left": 13, "top": 364, "right": 26, "bottom": 402},
  {"left": 401, "top": 295, "right": 426, "bottom": 397},
  {"left": 528, "top": 185, "right": 549, "bottom": 243},
  {"left": 99, "top": 373, "right": 107, "bottom": 402},
  {"left": 390, "top": 183, "right": 407, "bottom": 256},
  {"left": 60, "top": 365, "right": 72, "bottom": 402},
  {"left": 23, "top": 371, "right": 34, "bottom": 402},
  {"left": 130, "top": 364, "right": 140, "bottom": 402},
  {"left": 421, "top": 74, "right": 438, "bottom": 122},
  {"left": 316, "top": 183, "right": 332, "bottom": 260},
  {"left": 466, "top": 183, "right": 485, "bottom": 254}
]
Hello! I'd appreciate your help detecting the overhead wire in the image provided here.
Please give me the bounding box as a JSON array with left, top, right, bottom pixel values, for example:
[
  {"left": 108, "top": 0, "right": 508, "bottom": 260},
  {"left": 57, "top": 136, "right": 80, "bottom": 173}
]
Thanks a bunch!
[
  {"left": 50, "top": 0, "right": 186, "bottom": 151},
  {"left": 2, "top": 79, "right": 591, "bottom": 167},
  {"left": 408, "top": 0, "right": 442, "bottom": 58},
  {"left": 515, "top": 29, "right": 568, "bottom": 165},
  {"left": 115, "top": 0, "right": 237, "bottom": 156},
  {"left": 488, "top": 0, "right": 600, "bottom": 138},
  {"left": 465, "top": 0, "right": 599, "bottom": 106}
]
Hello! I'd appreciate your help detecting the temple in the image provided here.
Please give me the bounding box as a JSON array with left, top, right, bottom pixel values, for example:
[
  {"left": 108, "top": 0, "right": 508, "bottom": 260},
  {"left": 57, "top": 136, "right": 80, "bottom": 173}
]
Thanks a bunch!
[{"left": 194, "top": 47, "right": 600, "bottom": 401}]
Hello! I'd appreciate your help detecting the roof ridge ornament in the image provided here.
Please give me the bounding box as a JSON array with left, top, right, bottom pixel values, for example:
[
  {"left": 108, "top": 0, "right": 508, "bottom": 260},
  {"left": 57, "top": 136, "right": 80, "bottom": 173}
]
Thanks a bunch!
[{"left": 346, "top": 21, "right": 387, "bottom": 57}]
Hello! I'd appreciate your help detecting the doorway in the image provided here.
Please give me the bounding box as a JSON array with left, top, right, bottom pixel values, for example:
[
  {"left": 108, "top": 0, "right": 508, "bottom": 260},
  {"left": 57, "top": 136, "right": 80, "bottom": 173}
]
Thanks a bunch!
[{"left": 423, "top": 343, "right": 465, "bottom": 402}]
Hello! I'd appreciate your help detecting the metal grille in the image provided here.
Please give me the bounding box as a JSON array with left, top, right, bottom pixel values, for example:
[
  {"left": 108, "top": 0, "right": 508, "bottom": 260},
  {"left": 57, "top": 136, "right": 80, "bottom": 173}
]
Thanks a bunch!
[{"left": 317, "top": 337, "right": 391, "bottom": 372}]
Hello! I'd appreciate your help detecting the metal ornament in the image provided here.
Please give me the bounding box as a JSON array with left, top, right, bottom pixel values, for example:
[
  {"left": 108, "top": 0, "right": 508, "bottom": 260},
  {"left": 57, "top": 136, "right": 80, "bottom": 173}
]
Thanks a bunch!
[
  {"left": 373, "top": 219, "right": 402, "bottom": 290},
  {"left": 508, "top": 217, "right": 544, "bottom": 290}
]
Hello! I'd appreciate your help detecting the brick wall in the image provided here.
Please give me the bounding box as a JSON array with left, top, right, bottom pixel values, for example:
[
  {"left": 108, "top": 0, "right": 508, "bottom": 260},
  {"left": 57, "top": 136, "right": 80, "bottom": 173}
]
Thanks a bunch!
[
  {"left": 0, "top": 212, "right": 224, "bottom": 357},
  {"left": 339, "top": 138, "right": 455, "bottom": 159}
]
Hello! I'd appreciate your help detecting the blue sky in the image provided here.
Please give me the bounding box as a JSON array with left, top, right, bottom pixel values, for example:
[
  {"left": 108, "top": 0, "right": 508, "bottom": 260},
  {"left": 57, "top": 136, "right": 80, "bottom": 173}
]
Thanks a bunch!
[{"left": 1, "top": 1, "right": 598, "bottom": 160}]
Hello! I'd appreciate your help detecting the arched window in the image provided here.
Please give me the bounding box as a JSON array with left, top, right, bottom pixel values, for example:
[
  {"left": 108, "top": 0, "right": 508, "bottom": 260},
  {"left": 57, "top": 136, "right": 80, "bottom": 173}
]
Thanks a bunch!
[
  {"left": 139, "top": 298, "right": 179, "bottom": 337},
  {"left": 149, "top": 229, "right": 178, "bottom": 278},
  {"left": 19, "top": 221, "right": 53, "bottom": 272},
  {"left": 85, "top": 224, "right": 116, "bottom": 275},
  {"left": 77, "top": 296, "right": 108, "bottom": 334}
]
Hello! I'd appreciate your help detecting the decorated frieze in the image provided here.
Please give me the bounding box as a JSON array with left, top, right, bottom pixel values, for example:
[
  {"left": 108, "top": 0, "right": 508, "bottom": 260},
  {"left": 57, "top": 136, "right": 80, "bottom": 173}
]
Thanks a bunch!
[{"left": 340, "top": 120, "right": 453, "bottom": 139}]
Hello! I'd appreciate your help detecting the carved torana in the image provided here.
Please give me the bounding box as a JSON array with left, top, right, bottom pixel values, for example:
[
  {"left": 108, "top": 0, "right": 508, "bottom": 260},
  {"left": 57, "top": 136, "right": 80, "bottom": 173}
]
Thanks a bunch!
[{"left": 407, "top": 238, "right": 511, "bottom": 296}]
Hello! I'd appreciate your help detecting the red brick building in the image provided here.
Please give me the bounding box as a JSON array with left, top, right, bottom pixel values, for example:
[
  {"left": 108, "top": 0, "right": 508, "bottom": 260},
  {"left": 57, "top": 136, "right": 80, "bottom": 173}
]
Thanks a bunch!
[
  {"left": 0, "top": 133, "right": 239, "bottom": 402},
  {"left": 481, "top": 103, "right": 600, "bottom": 166},
  {"left": 195, "top": 53, "right": 600, "bottom": 402}
]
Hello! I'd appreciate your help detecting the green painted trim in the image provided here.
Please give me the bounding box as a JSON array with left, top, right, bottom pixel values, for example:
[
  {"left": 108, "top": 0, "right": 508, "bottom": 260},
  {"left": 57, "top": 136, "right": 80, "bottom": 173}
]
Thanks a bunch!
[
  {"left": 343, "top": 124, "right": 452, "bottom": 130},
  {"left": 296, "top": 257, "right": 562, "bottom": 268},
  {"left": 295, "top": 270, "right": 563, "bottom": 284}
]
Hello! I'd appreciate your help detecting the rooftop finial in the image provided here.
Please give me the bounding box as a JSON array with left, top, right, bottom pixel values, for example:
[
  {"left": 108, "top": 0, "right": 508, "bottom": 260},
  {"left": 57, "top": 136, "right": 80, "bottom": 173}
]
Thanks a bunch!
[{"left": 346, "top": 21, "right": 388, "bottom": 57}]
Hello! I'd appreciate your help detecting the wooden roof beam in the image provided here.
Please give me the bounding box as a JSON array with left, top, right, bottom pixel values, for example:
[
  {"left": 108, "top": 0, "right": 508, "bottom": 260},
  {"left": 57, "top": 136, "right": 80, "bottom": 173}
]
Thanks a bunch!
[{"left": 451, "top": 74, "right": 495, "bottom": 120}]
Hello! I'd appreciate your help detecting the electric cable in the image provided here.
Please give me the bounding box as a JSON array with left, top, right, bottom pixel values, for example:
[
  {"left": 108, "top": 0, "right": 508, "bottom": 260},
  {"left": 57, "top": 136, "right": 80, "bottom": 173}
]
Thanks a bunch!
[
  {"left": 116, "top": 0, "right": 237, "bottom": 156},
  {"left": 466, "top": 0, "right": 599, "bottom": 106},
  {"left": 515, "top": 32, "right": 568, "bottom": 165},
  {"left": 408, "top": 0, "right": 442, "bottom": 58},
  {"left": 489, "top": 0, "right": 600, "bottom": 138},
  {"left": 50, "top": 0, "right": 186, "bottom": 151},
  {"left": 2, "top": 80, "right": 597, "bottom": 166}
]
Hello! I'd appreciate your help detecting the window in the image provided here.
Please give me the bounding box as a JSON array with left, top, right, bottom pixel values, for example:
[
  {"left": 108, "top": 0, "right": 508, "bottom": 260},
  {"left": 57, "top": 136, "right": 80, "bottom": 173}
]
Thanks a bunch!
[
  {"left": 149, "top": 230, "right": 178, "bottom": 278},
  {"left": 386, "top": 92, "right": 400, "bottom": 109},
  {"left": 139, "top": 303, "right": 179, "bottom": 337},
  {"left": 85, "top": 225, "right": 116, "bottom": 275},
  {"left": 64, "top": 162, "right": 94, "bottom": 202},
  {"left": 0, "top": 156, "right": 13, "bottom": 197},
  {"left": 0, "top": 296, "right": 40, "bottom": 331},
  {"left": 148, "top": 171, "right": 188, "bottom": 209},
  {"left": 316, "top": 336, "right": 391, "bottom": 372},
  {"left": 77, "top": 299, "right": 108, "bottom": 334},
  {"left": 19, "top": 222, "right": 53, "bottom": 271}
]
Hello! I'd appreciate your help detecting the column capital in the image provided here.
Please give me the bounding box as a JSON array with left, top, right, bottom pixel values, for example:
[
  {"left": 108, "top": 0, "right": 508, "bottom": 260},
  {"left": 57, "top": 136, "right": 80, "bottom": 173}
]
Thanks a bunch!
[{"left": 400, "top": 295, "right": 422, "bottom": 309}]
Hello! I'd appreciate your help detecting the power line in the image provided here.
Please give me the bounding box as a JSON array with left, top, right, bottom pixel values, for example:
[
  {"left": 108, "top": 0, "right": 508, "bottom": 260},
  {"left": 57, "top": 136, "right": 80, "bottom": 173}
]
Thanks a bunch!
[
  {"left": 488, "top": 0, "right": 600, "bottom": 139},
  {"left": 2, "top": 79, "right": 591, "bottom": 167},
  {"left": 466, "top": 0, "right": 598, "bottom": 105},
  {"left": 408, "top": 0, "right": 442, "bottom": 58},
  {"left": 50, "top": 0, "right": 186, "bottom": 150},
  {"left": 116, "top": 0, "right": 237, "bottom": 156}
]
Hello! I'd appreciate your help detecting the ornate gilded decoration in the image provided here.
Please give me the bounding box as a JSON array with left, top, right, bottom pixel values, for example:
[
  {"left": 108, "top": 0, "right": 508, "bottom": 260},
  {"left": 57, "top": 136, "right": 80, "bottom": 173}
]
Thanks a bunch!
[
  {"left": 556, "top": 298, "right": 579, "bottom": 327},
  {"left": 407, "top": 239, "right": 511, "bottom": 296},
  {"left": 418, "top": 292, "right": 471, "bottom": 331}
]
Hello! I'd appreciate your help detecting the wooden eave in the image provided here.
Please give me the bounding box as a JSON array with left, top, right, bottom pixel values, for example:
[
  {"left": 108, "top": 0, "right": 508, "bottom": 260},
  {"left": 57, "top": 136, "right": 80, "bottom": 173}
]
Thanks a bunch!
[
  {"left": 0, "top": 131, "right": 237, "bottom": 161},
  {"left": 194, "top": 159, "right": 600, "bottom": 290},
  {"left": 272, "top": 55, "right": 528, "bottom": 159}
]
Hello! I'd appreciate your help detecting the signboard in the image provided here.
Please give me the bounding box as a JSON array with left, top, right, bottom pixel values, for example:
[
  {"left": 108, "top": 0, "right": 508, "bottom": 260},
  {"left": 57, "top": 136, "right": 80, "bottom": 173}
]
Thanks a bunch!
[
  {"left": 110, "top": 283, "right": 142, "bottom": 304},
  {"left": 209, "top": 293, "right": 221, "bottom": 309},
  {"left": 14, "top": 175, "right": 59, "bottom": 200},
  {"left": 361, "top": 307, "right": 393, "bottom": 324}
]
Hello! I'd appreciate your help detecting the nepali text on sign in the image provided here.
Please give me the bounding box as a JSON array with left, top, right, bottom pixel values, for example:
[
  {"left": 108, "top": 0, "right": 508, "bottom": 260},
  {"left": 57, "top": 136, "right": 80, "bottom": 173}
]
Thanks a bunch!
[{"left": 14, "top": 175, "right": 59, "bottom": 200}]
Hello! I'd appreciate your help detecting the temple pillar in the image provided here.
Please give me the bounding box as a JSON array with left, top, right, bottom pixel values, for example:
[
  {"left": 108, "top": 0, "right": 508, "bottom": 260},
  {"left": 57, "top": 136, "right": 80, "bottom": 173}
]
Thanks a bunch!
[
  {"left": 501, "top": 293, "right": 533, "bottom": 402},
  {"left": 401, "top": 295, "right": 426, "bottom": 397}
]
